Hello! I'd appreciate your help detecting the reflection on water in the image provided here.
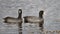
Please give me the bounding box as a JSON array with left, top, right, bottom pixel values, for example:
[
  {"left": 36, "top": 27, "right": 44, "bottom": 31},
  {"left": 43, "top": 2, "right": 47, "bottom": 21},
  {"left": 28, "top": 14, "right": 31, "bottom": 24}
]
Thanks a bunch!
[{"left": 0, "top": 0, "right": 60, "bottom": 34}]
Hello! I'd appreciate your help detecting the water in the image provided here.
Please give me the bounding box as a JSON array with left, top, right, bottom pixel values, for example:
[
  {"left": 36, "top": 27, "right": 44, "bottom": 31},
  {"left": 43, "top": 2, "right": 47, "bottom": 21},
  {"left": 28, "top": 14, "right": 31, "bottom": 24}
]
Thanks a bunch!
[{"left": 0, "top": 0, "right": 60, "bottom": 34}]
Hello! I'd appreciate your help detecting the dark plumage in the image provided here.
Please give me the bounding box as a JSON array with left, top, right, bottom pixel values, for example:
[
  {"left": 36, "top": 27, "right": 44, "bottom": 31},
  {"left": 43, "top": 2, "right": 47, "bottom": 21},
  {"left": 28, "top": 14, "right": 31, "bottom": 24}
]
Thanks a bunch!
[{"left": 24, "top": 10, "right": 44, "bottom": 31}]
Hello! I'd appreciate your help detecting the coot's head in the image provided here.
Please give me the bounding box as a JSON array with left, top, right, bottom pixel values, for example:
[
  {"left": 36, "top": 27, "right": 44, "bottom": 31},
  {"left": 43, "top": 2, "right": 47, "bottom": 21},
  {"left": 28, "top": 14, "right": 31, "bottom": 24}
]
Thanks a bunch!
[
  {"left": 18, "top": 9, "right": 22, "bottom": 14},
  {"left": 39, "top": 10, "right": 44, "bottom": 18}
]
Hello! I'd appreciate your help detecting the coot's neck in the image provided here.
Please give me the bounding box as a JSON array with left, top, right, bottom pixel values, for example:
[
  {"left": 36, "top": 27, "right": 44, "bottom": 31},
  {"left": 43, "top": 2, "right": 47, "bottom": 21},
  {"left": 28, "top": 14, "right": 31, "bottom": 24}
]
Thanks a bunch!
[
  {"left": 39, "top": 14, "right": 43, "bottom": 18},
  {"left": 18, "top": 13, "right": 22, "bottom": 19}
]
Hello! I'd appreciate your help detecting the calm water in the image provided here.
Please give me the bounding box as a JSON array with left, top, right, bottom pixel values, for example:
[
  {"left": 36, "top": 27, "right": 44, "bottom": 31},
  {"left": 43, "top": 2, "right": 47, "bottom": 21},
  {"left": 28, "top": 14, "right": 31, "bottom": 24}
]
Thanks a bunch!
[{"left": 0, "top": 0, "right": 60, "bottom": 34}]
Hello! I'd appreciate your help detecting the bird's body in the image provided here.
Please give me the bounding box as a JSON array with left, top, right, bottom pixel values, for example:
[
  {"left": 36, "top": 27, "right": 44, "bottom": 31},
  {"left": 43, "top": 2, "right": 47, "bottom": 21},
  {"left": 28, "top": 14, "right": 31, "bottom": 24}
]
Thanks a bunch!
[
  {"left": 4, "top": 17, "right": 22, "bottom": 24},
  {"left": 24, "top": 16, "right": 43, "bottom": 23}
]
